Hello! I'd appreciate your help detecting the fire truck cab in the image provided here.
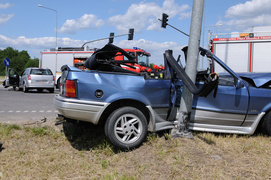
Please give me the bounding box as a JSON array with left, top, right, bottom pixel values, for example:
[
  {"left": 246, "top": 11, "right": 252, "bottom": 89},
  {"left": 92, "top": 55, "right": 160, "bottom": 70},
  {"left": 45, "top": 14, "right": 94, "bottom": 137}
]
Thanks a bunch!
[{"left": 115, "top": 47, "right": 151, "bottom": 73}]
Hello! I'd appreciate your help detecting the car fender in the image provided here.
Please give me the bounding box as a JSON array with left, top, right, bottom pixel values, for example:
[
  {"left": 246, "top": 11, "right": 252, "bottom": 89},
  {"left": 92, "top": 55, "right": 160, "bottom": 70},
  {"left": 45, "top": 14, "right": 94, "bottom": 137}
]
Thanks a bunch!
[
  {"left": 259, "top": 102, "right": 271, "bottom": 114},
  {"left": 105, "top": 91, "right": 151, "bottom": 106}
]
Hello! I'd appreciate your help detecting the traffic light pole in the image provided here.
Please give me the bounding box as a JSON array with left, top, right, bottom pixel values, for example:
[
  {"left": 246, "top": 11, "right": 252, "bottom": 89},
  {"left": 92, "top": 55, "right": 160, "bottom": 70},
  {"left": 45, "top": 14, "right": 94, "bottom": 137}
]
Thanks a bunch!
[{"left": 171, "top": 0, "right": 205, "bottom": 138}]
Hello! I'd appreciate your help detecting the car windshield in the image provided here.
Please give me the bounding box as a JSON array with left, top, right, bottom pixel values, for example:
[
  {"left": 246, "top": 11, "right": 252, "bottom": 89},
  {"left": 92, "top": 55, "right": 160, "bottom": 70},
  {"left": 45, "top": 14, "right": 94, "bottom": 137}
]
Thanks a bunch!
[
  {"left": 137, "top": 52, "right": 150, "bottom": 67},
  {"left": 30, "top": 69, "right": 53, "bottom": 75}
]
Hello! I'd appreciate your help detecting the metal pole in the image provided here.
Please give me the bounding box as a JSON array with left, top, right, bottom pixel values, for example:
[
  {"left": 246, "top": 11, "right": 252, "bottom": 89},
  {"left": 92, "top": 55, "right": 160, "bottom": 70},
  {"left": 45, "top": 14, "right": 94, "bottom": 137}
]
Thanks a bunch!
[
  {"left": 171, "top": 0, "right": 205, "bottom": 138},
  {"left": 38, "top": 4, "right": 57, "bottom": 48}
]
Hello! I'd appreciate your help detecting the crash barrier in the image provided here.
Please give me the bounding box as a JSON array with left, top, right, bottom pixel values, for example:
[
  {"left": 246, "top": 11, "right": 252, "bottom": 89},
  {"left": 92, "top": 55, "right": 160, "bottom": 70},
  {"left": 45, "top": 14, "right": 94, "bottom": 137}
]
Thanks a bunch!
[{"left": 164, "top": 49, "right": 219, "bottom": 98}]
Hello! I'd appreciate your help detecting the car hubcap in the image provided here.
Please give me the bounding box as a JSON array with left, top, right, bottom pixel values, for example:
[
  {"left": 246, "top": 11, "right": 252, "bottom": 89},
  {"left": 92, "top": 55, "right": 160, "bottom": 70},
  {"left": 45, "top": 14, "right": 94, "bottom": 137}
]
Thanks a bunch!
[{"left": 114, "top": 114, "right": 143, "bottom": 144}]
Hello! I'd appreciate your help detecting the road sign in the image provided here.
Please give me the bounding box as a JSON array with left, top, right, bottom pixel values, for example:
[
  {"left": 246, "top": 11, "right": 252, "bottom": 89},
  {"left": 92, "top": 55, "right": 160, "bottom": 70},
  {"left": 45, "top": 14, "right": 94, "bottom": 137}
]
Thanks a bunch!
[{"left": 4, "top": 58, "right": 10, "bottom": 67}]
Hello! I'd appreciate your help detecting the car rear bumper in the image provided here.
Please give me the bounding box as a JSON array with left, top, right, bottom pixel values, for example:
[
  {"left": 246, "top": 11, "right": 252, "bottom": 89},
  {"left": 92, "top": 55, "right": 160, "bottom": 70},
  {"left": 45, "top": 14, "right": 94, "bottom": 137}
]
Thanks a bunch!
[
  {"left": 54, "top": 95, "right": 109, "bottom": 124},
  {"left": 26, "top": 80, "right": 54, "bottom": 88}
]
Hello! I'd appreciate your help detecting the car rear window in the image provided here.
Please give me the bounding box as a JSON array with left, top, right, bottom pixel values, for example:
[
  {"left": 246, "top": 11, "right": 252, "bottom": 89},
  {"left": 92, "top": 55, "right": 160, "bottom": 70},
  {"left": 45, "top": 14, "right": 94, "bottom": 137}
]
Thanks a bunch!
[{"left": 30, "top": 69, "right": 53, "bottom": 75}]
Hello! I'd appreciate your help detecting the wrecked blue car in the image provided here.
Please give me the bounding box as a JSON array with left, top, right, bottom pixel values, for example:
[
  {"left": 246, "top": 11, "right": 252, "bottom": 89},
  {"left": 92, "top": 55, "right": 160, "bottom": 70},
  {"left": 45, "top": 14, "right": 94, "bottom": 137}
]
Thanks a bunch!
[{"left": 54, "top": 43, "right": 271, "bottom": 150}]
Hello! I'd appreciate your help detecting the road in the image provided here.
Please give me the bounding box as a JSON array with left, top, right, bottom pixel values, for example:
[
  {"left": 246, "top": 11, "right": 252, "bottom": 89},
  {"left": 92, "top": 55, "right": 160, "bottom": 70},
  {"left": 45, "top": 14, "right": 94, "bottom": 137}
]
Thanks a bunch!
[{"left": 0, "top": 86, "right": 59, "bottom": 124}]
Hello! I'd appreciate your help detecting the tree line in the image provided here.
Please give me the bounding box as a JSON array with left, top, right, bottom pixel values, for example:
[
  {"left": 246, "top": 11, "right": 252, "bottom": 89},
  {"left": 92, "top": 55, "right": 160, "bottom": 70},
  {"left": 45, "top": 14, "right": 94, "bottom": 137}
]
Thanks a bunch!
[{"left": 0, "top": 47, "right": 39, "bottom": 76}]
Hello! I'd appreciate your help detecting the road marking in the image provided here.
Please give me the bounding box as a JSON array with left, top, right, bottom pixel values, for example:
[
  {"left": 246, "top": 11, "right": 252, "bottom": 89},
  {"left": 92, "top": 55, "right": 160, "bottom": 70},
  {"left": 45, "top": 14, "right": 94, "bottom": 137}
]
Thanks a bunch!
[{"left": 0, "top": 110, "right": 58, "bottom": 113}]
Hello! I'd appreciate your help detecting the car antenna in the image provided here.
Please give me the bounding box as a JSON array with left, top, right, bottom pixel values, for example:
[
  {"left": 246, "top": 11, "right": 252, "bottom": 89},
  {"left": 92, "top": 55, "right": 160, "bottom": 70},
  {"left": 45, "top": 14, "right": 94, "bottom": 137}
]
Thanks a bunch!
[{"left": 158, "top": 13, "right": 189, "bottom": 37}]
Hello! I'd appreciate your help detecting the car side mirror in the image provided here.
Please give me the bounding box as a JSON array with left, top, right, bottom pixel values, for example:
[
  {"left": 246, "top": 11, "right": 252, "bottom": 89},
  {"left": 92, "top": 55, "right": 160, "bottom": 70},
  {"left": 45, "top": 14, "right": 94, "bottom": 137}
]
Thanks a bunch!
[{"left": 236, "top": 79, "right": 243, "bottom": 89}]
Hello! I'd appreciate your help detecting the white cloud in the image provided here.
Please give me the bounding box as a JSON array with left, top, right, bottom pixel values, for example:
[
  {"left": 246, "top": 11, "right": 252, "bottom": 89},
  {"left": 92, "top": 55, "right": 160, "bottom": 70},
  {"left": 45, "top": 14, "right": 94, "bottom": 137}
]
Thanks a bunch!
[
  {"left": 225, "top": 0, "right": 271, "bottom": 18},
  {"left": 59, "top": 14, "right": 104, "bottom": 34},
  {"left": 220, "top": 0, "right": 271, "bottom": 31},
  {"left": 0, "top": 35, "right": 84, "bottom": 49},
  {"left": 0, "top": 34, "right": 183, "bottom": 65},
  {"left": 0, "top": 2, "right": 14, "bottom": 25},
  {"left": 0, "top": 14, "right": 14, "bottom": 25},
  {"left": 58, "top": 0, "right": 190, "bottom": 34},
  {"left": 108, "top": 0, "right": 190, "bottom": 33},
  {"left": 0, "top": 2, "right": 12, "bottom": 9}
]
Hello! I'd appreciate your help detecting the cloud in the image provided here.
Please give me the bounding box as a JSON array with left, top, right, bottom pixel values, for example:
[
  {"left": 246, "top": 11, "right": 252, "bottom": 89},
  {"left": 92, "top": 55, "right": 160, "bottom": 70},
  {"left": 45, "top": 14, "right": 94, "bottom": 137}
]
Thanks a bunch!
[
  {"left": 58, "top": 14, "right": 104, "bottom": 34},
  {"left": 0, "top": 34, "right": 183, "bottom": 65},
  {"left": 225, "top": 0, "right": 271, "bottom": 18},
  {"left": 0, "top": 2, "right": 14, "bottom": 25},
  {"left": 0, "top": 35, "right": 84, "bottom": 49},
  {"left": 0, "top": 2, "right": 12, "bottom": 9},
  {"left": 219, "top": 0, "right": 271, "bottom": 31},
  {"left": 0, "top": 14, "right": 14, "bottom": 25},
  {"left": 58, "top": 0, "right": 190, "bottom": 34},
  {"left": 108, "top": 0, "right": 190, "bottom": 33}
]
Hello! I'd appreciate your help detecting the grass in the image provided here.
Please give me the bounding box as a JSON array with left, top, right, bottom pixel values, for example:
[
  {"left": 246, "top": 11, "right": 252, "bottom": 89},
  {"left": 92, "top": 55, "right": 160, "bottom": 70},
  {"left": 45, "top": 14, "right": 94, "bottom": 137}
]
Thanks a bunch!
[{"left": 0, "top": 122, "right": 271, "bottom": 179}]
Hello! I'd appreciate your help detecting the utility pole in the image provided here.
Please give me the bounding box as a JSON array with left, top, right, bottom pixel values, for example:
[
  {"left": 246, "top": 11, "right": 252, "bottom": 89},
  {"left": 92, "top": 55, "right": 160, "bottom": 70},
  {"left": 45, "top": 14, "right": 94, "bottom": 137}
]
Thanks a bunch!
[{"left": 171, "top": 0, "right": 205, "bottom": 138}]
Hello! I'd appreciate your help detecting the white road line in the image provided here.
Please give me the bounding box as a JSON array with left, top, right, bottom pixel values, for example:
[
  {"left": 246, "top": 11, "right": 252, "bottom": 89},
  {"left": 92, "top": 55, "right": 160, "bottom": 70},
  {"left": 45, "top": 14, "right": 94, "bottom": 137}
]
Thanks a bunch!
[{"left": 1, "top": 110, "right": 58, "bottom": 113}]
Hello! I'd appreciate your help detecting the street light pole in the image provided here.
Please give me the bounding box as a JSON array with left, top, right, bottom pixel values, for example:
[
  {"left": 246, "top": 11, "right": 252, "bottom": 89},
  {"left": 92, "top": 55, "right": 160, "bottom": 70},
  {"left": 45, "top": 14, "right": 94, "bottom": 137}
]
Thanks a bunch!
[{"left": 38, "top": 4, "right": 58, "bottom": 48}]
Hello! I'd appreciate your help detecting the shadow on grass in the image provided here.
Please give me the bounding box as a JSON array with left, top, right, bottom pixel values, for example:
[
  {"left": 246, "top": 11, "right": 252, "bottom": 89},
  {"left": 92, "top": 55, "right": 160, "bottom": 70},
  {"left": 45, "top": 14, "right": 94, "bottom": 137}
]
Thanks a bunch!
[{"left": 62, "top": 121, "right": 121, "bottom": 153}]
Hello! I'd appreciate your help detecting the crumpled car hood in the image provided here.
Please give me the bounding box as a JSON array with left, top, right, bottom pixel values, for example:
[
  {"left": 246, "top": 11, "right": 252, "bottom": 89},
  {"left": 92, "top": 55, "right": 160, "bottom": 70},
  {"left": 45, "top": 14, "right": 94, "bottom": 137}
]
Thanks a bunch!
[{"left": 237, "top": 72, "right": 271, "bottom": 88}]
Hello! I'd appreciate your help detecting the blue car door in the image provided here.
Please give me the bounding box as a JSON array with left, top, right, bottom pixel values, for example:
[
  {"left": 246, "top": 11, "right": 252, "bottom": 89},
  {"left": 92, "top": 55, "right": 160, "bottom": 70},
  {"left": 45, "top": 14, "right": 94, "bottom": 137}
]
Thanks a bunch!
[{"left": 191, "top": 68, "right": 250, "bottom": 126}]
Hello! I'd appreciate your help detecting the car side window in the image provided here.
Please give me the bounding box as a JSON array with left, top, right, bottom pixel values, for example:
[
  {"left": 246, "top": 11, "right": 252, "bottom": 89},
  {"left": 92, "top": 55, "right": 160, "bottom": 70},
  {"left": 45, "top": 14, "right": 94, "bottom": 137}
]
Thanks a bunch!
[
  {"left": 213, "top": 60, "right": 235, "bottom": 86},
  {"left": 21, "top": 70, "right": 27, "bottom": 76},
  {"left": 9, "top": 69, "right": 18, "bottom": 78}
]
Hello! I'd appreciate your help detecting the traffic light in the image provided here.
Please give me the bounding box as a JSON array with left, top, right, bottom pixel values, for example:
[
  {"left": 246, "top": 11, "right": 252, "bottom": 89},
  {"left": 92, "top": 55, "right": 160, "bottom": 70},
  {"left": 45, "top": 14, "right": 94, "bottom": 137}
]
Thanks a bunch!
[
  {"left": 109, "top": 32, "right": 114, "bottom": 43},
  {"left": 161, "top": 13, "right": 169, "bottom": 28},
  {"left": 128, "top": 28, "right": 134, "bottom": 40}
]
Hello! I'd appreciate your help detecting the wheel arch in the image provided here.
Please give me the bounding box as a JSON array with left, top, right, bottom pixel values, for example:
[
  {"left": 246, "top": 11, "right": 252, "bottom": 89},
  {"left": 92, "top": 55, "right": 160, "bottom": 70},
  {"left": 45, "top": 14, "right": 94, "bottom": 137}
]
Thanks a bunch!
[{"left": 98, "top": 99, "right": 150, "bottom": 126}]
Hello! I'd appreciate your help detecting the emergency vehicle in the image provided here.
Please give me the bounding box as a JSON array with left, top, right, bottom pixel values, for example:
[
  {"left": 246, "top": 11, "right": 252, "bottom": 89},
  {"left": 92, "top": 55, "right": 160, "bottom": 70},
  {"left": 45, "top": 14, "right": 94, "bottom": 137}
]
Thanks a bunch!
[
  {"left": 210, "top": 26, "right": 271, "bottom": 73},
  {"left": 40, "top": 46, "right": 151, "bottom": 88}
]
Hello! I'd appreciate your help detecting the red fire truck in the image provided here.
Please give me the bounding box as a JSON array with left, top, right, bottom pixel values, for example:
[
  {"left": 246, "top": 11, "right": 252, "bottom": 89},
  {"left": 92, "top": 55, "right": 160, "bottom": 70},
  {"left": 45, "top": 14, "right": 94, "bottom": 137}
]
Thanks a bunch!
[
  {"left": 115, "top": 47, "right": 151, "bottom": 73},
  {"left": 40, "top": 46, "right": 151, "bottom": 88}
]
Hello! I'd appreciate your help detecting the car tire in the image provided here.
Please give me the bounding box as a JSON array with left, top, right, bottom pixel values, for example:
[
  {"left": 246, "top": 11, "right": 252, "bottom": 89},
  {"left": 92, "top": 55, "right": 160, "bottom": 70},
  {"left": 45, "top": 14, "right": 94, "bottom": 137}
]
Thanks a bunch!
[
  {"left": 105, "top": 106, "right": 148, "bottom": 150},
  {"left": 13, "top": 86, "right": 19, "bottom": 91},
  {"left": 23, "top": 83, "right": 28, "bottom": 93},
  {"left": 48, "top": 88, "right": 54, "bottom": 93},
  {"left": 261, "top": 112, "right": 271, "bottom": 135}
]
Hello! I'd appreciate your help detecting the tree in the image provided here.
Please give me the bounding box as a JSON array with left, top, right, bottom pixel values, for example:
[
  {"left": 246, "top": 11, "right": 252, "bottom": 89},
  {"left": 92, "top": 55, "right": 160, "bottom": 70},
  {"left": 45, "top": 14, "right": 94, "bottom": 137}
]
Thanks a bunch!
[
  {"left": 149, "top": 63, "right": 154, "bottom": 69},
  {"left": 0, "top": 47, "right": 36, "bottom": 76},
  {"left": 25, "top": 58, "right": 39, "bottom": 68}
]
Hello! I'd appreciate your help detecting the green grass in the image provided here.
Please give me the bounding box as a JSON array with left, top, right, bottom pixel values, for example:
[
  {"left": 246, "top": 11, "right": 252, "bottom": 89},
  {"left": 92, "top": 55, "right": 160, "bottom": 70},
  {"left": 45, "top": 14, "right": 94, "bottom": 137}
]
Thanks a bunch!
[{"left": 0, "top": 122, "right": 270, "bottom": 179}]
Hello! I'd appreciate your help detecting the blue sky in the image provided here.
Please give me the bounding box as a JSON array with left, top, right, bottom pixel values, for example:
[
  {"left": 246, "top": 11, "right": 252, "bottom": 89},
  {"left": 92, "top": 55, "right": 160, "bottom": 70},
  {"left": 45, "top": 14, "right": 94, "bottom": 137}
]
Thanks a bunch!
[{"left": 1, "top": 0, "right": 271, "bottom": 65}]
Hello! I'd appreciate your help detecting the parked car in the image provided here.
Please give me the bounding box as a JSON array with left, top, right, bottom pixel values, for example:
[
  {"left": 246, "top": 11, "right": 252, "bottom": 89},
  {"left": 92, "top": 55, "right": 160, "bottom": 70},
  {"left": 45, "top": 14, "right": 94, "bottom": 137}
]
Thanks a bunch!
[
  {"left": 5, "top": 67, "right": 55, "bottom": 93},
  {"left": 54, "top": 43, "right": 271, "bottom": 150}
]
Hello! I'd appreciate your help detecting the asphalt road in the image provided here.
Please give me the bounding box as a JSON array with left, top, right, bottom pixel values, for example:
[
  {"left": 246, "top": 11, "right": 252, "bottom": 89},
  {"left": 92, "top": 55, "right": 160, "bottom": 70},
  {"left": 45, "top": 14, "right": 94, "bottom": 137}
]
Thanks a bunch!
[{"left": 0, "top": 86, "right": 59, "bottom": 124}]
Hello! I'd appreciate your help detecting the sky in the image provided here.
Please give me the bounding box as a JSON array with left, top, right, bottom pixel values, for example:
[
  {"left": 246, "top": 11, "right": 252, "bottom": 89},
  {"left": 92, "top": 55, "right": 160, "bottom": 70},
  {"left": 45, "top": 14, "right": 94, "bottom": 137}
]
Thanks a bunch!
[{"left": 1, "top": 0, "right": 271, "bottom": 65}]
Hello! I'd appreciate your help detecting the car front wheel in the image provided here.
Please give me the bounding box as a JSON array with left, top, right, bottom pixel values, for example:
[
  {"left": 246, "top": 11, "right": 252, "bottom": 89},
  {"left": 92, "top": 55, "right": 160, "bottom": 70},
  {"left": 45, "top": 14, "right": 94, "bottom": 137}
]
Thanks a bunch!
[
  {"left": 105, "top": 107, "right": 148, "bottom": 150},
  {"left": 23, "top": 83, "right": 28, "bottom": 93},
  {"left": 261, "top": 111, "right": 271, "bottom": 135}
]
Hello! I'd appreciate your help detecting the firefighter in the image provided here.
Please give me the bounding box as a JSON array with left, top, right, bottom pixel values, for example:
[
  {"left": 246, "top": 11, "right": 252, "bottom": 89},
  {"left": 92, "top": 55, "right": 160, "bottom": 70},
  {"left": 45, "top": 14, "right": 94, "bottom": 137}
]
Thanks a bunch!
[
  {"left": 158, "top": 66, "right": 165, "bottom": 79},
  {"left": 151, "top": 65, "right": 159, "bottom": 79}
]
